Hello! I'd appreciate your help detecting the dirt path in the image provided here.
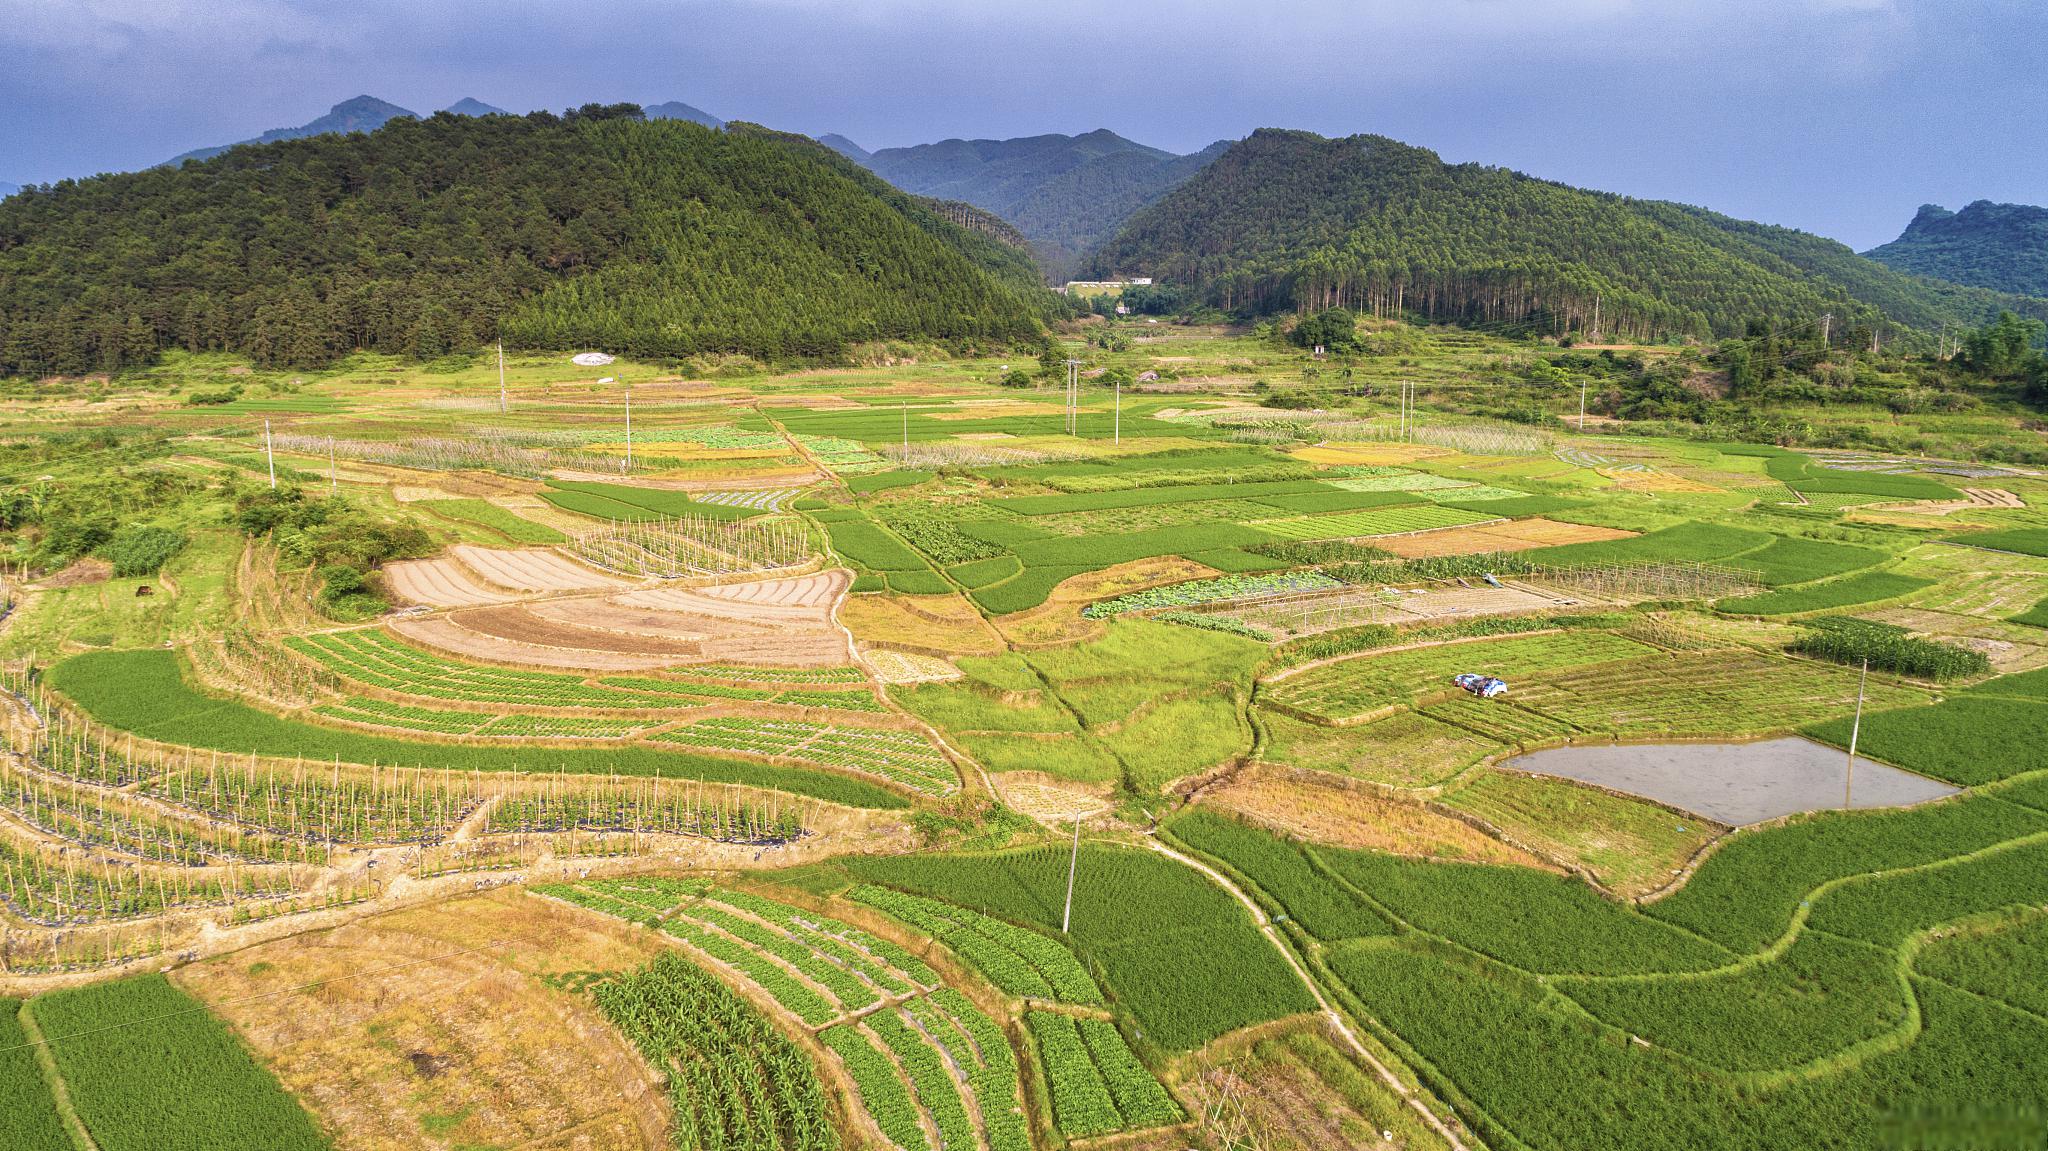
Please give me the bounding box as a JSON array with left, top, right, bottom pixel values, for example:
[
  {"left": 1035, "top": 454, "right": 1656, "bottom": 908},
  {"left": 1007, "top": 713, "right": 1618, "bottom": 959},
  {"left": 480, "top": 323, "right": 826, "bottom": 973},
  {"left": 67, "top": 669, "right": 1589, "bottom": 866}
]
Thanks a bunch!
[{"left": 1141, "top": 837, "right": 1473, "bottom": 1151}]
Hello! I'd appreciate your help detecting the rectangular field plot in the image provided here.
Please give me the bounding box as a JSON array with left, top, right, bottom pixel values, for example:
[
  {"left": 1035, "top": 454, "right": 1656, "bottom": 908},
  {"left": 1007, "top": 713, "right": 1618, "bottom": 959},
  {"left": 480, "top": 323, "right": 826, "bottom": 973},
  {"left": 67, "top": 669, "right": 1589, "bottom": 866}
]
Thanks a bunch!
[
  {"left": 1026, "top": 1011, "right": 1183, "bottom": 1140},
  {"left": 1372, "top": 517, "right": 1635, "bottom": 558},
  {"left": 288, "top": 630, "right": 674, "bottom": 708},
  {"left": 650, "top": 718, "right": 958, "bottom": 796},
  {"left": 1263, "top": 632, "right": 1659, "bottom": 723},
  {"left": 1251, "top": 504, "right": 1496, "bottom": 540}
]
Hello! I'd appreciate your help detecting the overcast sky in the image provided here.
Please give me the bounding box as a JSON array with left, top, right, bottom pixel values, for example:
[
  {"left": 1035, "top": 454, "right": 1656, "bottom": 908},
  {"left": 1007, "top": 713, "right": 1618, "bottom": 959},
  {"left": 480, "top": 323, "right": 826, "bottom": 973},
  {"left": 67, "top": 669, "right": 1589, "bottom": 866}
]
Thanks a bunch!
[{"left": 2, "top": 0, "right": 2041, "bottom": 249}]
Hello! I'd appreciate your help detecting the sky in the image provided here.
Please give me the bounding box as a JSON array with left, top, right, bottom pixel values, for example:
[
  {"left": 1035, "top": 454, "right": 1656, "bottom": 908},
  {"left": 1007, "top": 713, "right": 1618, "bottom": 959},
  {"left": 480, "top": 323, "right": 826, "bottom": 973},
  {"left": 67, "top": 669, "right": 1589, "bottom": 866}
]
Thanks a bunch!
[{"left": 1, "top": 0, "right": 2042, "bottom": 250}]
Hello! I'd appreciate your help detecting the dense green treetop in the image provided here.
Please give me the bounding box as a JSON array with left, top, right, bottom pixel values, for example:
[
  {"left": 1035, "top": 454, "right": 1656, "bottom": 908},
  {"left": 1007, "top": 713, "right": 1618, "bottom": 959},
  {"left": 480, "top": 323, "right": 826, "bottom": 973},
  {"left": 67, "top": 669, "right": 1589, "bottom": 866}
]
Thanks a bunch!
[
  {"left": 0, "top": 107, "right": 1052, "bottom": 375},
  {"left": 1081, "top": 129, "right": 2048, "bottom": 341}
]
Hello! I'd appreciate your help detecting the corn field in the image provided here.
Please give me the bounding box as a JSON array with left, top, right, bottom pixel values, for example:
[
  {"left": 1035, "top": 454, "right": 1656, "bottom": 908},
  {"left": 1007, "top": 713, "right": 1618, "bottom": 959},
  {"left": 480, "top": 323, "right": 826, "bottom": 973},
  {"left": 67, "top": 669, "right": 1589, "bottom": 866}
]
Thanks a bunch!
[{"left": 569, "top": 515, "right": 812, "bottom": 577}]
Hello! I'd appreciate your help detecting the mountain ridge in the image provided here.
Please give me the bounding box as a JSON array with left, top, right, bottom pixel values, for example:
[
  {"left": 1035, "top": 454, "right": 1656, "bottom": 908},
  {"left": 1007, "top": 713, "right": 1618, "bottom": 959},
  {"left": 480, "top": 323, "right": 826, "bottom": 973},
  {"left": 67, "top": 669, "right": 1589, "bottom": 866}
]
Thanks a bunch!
[
  {"left": 850, "top": 129, "right": 1227, "bottom": 280},
  {"left": 1863, "top": 200, "right": 2048, "bottom": 298},
  {"left": 1082, "top": 128, "right": 2046, "bottom": 339},
  {"left": 164, "top": 94, "right": 418, "bottom": 168}
]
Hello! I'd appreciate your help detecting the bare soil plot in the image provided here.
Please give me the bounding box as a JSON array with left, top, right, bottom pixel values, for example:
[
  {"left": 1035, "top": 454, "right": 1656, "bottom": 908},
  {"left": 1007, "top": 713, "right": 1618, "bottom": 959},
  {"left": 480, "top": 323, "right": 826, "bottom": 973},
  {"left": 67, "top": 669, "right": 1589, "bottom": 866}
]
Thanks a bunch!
[
  {"left": 174, "top": 890, "right": 668, "bottom": 1151},
  {"left": 528, "top": 597, "right": 713, "bottom": 641},
  {"left": 1184, "top": 1019, "right": 1455, "bottom": 1151},
  {"left": 34, "top": 557, "right": 110, "bottom": 588},
  {"left": 1224, "top": 581, "right": 1572, "bottom": 638},
  {"left": 382, "top": 556, "right": 518, "bottom": 608},
  {"left": 1861, "top": 607, "right": 2048, "bottom": 673},
  {"left": 696, "top": 569, "right": 847, "bottom": 608},
  {"left": 1372, "top": 518, "right": 1635, "bottom": 558},
  {"left": 452, "top": 545, "right": 632, "bottom": 593},
  {"left": 1200, "top": 763, "right": 1546, "bottom": 868},
  {"left": 451, "top": 605, "right": 705, "bottom": 655},
  {"left": 391, "top": 614, "right": 687, "bottom": 672},
  {"left": 1599, "top": 468, "right": 1720, "bottom": 493},
  {"left": 839, "top": 592, "right": 1004, "bottom": 657}
]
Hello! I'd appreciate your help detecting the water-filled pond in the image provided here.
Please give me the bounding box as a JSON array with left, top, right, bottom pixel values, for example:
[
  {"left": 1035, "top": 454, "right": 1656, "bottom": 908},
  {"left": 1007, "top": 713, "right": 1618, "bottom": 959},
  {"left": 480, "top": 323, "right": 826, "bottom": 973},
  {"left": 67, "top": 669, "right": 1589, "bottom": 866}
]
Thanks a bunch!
[{"left": 1501, "top": 736, "right": 1957, "bottom": 825}]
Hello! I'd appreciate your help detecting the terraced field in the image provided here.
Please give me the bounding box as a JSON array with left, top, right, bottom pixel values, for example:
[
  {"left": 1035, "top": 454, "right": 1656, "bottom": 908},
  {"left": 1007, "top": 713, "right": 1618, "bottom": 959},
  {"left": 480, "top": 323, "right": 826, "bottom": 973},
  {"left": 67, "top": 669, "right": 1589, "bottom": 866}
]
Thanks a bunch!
[{"left": 539, "top": 878, "right": 1032, "bottom": 1151}]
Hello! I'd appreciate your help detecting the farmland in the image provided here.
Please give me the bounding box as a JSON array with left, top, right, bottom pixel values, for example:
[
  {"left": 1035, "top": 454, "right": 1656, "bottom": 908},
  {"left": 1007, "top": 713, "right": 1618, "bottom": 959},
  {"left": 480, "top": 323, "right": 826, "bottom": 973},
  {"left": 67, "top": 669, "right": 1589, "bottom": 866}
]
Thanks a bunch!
[{"left": 5, "top": 322, "right": 2048, "bottom": 1151}]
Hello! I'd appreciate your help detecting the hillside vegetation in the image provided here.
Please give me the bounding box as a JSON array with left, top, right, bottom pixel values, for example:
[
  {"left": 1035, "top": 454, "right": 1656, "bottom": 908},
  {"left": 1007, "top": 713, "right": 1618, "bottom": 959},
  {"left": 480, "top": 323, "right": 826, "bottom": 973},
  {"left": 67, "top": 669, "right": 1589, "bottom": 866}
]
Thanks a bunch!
[
  {"left": 0, "top": 107, "right": 1050, "bottom": 375},
  {"left": 1082, "top": 129, "right": 2048, "bottom": 340},
  {"left": 1864, "top": 200, "right": 2048, "bottom": 297}
]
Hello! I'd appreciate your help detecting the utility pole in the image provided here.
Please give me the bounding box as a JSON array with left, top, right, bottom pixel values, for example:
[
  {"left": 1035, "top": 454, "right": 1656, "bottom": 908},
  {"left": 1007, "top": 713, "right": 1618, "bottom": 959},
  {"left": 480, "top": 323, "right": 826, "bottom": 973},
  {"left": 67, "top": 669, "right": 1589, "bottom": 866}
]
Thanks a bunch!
[
  {"left": 1844, "top": 657, "right": 1868, "bottom": 809},
  {"left": 1064, "top": 359, "right": 1083, "bottom": 436},
  {"left": 902, "top": 403, "right": 909, "bottom": 457},
  {"left": 497, "top": 342, "right": 508, "bottom": 414},
  {"left": 1870, "top": 327, "right": 1880, "bottom": 355},
  {"left": 263, "top": 419, "right": 276, "bottom": 489},
  {"left": 1578, "top": 379, "right": 1587, "bottom": 432},
  {"left": 624, "top": 378, "right": 632, "bottom": 472},
  {"left": 328, "top": 436, "right": 337, "bottom": 495},
  {"left": 1820, "top": 312, "right": 1832, "bottom": 349},
  {"left": 1114, "top": 376, "right": 1121, "bottom": 446},
  {"left": 1061, "top": 814, "right": 1082, "bottom": 935}
]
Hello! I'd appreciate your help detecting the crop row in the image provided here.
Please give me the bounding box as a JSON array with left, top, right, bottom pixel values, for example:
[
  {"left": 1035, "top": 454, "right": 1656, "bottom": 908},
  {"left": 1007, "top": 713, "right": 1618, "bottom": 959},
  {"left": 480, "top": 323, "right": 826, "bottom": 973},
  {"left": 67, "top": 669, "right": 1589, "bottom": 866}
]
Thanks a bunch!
[
  {"left": 1265, "top": 631, "right": 1657, "bottom": 721},
  {"left": 1025, "top": 1013, "right": 1121, "bottom": 1138},
  {"left": 600, "top": 674, "right": 883, "bottom": 712},
  {"left": 593, "top": 952, "right": 836, "bottom": 1151},
  {"left": 850, "top": 885, "right": 1103, "bottom": 1003},
  {"left": 1082, "top": 571, "right": 1343, "bottom": 618},
  {"left": 820, "top": 1025, "right": 929, "bottom": 1149},
  {"left": 1512, "top": 650, "right": 1927, "bottom": 737},
  {"left": 712, "top": 887, "right": 939, "bottom": 989},
  {"left": 915, "top": 990, "right": 1031, "bottom": 1151},
  {"left": 652, "top": 719, "right": 957, "bottom": 796},
  {"left": 870, "top": 1008, "right": 977, "bottom": 1151},
  {"left": 670, "top": 663, "right": 869, "bottom": 685},
  {"left": 674, "top": 902, "right": 882, "bottom": 1012},
  {"left": 289, "top": 630, "right": 675, "bottom": 708}
]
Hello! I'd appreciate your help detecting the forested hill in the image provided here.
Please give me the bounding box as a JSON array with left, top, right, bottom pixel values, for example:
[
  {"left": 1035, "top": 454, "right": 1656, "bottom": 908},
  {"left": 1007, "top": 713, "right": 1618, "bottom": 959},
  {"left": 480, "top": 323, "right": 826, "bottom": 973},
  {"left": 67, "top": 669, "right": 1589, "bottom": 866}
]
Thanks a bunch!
[
  {"left": 1863, "top": 201, "right": 2048, "bottom": 297},
  {"left": 856, "top": 130, "right": 1229, "bottom": 280},
  {"left": 1082, "top": 129, "right": 2047, "bottom": 341},
  {"left": 0, "top": 107, "right": 1052, "bottom": 376}
]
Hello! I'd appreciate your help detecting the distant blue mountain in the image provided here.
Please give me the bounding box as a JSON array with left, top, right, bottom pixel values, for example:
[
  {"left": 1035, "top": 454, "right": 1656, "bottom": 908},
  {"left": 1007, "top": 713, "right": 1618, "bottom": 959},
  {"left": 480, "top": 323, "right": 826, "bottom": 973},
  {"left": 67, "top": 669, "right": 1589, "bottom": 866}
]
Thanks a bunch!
[
  {"left": 645, "top": 101, "right": 724, "bottom": 129},
  {"left": 444, "top": 97, "right": 510, "bottom": 117},
  {"left": 163, "top": 95, "right": 418, "bottom": 167},
  {"left": 818, "top": 134, "right": 871, "bottom": 163}
]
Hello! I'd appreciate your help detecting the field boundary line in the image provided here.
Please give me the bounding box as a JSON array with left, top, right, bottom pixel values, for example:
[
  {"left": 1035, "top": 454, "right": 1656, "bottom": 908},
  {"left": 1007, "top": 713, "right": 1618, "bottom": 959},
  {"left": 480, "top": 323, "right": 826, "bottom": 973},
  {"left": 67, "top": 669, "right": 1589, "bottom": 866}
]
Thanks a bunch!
[
  {"left": 1141, "top": 837, "right": 1473, "bottom": 1151},
  {"left": 17, "top": 999, "right": 99, "bottom": 1151}
]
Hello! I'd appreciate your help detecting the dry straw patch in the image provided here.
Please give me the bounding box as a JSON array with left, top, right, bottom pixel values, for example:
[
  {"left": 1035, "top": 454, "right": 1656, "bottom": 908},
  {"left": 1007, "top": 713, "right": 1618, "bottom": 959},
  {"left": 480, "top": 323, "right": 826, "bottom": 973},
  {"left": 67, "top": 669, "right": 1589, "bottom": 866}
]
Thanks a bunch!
[
  {"left": 1200, "top": 764, "right": 1548, "bottom": 868},
  {"left": 839, "top": 592, "right": 1004, "bottom": 657},
  {"left": 176, "top": 890, "right": 669, "bottom": 1151},
  {"left": 994, "top": 772, "right": 1115, "bottom": 823}
]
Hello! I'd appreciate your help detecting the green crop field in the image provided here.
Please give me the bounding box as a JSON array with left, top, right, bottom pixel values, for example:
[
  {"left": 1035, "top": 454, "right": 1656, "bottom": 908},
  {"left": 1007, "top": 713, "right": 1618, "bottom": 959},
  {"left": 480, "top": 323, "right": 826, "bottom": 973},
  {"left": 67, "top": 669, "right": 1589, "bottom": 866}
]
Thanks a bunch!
[
  {"left": 32, "top": 976, "right": 328, "bottom": 1151},
  {"left": 9, "top": 301, "right": 2048, "bottom": 1151}
]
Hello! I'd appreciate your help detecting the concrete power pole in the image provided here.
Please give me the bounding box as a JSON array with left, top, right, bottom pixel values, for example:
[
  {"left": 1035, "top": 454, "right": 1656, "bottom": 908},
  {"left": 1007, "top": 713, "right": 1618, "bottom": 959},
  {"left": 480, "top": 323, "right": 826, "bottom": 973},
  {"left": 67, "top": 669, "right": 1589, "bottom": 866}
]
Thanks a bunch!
[
  {"left": 1061, "top": 815, "right": 1082, "bottom": 935},
  {"left": 1820, "top": 313, "right": 1833, "bottom": 349},
  {"left": 1844, "top": 657, "right": 1868, "bottom": 809},
  {"left": 498, "top": 342, "right": 508, "bottom": 414},
  {"left": 264, "top": 419, "right": 276, "bottom": 489}
]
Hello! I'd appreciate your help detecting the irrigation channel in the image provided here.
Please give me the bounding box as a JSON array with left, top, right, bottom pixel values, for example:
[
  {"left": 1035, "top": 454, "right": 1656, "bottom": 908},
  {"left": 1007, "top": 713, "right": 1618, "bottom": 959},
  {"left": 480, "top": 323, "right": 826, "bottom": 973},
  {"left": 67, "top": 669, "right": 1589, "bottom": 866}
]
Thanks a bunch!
[{"left": 1500, "top": 736, "right": 1958, "bottom": 826}]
